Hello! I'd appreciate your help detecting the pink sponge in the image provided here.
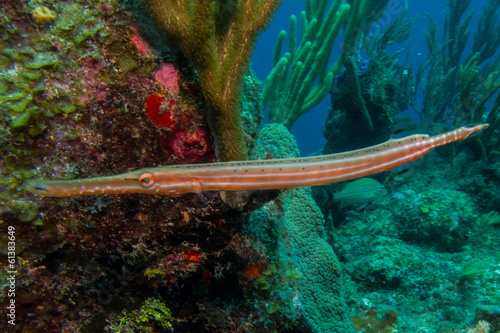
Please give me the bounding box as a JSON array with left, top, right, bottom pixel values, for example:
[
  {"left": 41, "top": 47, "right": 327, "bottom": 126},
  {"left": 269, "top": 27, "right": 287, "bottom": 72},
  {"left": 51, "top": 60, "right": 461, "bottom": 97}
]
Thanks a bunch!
[{"left": 155, "top": 63, "right": 180, "bottom": 92}]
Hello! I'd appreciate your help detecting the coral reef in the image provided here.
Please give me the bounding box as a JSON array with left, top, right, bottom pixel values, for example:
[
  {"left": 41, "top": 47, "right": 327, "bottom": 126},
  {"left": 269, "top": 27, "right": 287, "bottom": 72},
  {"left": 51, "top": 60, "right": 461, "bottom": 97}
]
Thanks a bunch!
[
  {"left": 159, "top": 126, "right": 215, "bottom": 164},
  {"left": 248, "top": 124, "right": 354, "bottom": 332},
  {"left": 144, "top": 0, "right": 282, "bottom": 162},
  {"left": 350, "top": 307, "right": 398, "bottom": 333},
  {"left": 106, "top": 297, "right": 177, "bottom": 332},
  {"left": 1, "top": 0, "right": 498, "bottom": 332},
  {"left": 263, "top": 0, "right": 350, "bottom": 129},
  {"left": 240, "top": 72, "right": 264, "bottom": 151},
  {"left": 394, "top": 188, "right": 477, "bottom": 252},
  {"left": 264, "top": 0, "right": 392, "bottom": 130},
  {"left": 283, "top": 186, "right": 354, "bottom": 332},
  {"left": 0, "top": 1, "right": 273, "bottom": 332},
  {"left": 399, "top": 0, "right": 500, "bottom": 159},
  {"left": 31, "top": 5, "right": 57, "bottom": 24},
  {"left": 323, "top": 60, "right": 398, "bottom": 154},
  {"left": 329, "top": 150, "right": 500, "bottom": 332}
]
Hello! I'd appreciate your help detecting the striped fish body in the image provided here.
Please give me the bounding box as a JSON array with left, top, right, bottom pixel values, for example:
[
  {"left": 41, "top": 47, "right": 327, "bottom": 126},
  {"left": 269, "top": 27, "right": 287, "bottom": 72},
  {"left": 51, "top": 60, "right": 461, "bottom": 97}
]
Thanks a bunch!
[
  {"left": 23, "top": 124, "right": 488, "bottom": 197},
  {"left": 334, "top": 178, "right": 387, "bottom": 206}
]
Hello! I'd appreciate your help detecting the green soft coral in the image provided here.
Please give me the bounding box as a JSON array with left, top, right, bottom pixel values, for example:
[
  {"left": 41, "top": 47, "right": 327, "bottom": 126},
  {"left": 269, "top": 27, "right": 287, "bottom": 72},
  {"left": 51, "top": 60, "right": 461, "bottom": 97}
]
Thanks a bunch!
[
  {"left": 264, "top": 0, "right": 391, "bottom": 129},
  {"left": 264, "top": 0, "right": 350, "bottom": 129}
]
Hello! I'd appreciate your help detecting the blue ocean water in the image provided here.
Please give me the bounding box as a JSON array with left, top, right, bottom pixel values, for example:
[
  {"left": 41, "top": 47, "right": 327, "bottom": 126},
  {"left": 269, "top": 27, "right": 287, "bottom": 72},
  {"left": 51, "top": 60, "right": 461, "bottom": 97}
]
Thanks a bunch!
[{"left": 252, "top": 0, "right": 485, "bottom": 155}]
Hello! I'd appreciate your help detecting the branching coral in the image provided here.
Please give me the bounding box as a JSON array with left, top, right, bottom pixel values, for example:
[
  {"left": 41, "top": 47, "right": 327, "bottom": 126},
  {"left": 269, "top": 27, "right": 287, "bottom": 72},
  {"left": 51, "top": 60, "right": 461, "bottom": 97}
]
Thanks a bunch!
[
  {"left": 263, "top": 0, "right": 350, "bottom": 129},
  {"left": 393, "top": 0, "right": 500, "bottom": 159},
  {"left": 145, "top": 0, "right": 282, "bottom": 162},
  {"left": 411, "top": 0, "right": 500, "bottom": 128},
  {"left": 263, "top": 0, "right": 391, "bottom": 130},
  {"left": 457, "top": 55, "right": 500, "bottom": 158}
]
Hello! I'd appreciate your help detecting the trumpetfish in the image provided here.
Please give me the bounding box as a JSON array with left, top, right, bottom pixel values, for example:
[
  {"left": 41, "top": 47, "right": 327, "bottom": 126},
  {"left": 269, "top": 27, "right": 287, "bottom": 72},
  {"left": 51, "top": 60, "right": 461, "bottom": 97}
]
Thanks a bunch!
[{"left": 24, "top": 123, "right": 488, "bottom": 197}]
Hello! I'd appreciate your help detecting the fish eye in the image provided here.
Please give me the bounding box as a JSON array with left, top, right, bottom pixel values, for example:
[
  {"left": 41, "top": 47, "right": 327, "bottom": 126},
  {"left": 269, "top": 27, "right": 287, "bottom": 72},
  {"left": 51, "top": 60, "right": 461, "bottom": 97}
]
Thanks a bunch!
[{"left": 139, "top": 173, "right": 155, "bottom": 188}]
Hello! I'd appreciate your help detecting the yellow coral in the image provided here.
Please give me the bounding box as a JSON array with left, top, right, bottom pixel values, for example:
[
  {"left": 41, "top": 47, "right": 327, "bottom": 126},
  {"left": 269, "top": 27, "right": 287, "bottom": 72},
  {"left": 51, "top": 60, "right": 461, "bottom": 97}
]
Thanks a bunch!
[{"left": 32, "top": 6, "right": 57, "bottom": 24}]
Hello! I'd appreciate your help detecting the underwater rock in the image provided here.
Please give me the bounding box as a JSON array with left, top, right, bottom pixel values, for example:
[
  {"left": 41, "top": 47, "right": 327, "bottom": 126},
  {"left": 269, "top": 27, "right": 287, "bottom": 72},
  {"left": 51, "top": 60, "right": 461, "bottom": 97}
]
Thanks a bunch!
[
  {"left": 324, "top": 60, "right": 398, "bottom": 154},
  {"left": 473, "top": 306, "right": 500, "bottom": 332},
  {"left": 394, "top": 189, "right": 477, "bottom": 252}
]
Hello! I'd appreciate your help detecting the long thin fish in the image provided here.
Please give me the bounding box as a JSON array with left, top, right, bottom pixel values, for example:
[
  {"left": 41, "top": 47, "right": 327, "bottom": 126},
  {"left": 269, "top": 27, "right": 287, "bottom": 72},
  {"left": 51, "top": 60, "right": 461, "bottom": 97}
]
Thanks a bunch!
[{"left": 24, "top": 124, "right": 488, "bottom": 197}]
